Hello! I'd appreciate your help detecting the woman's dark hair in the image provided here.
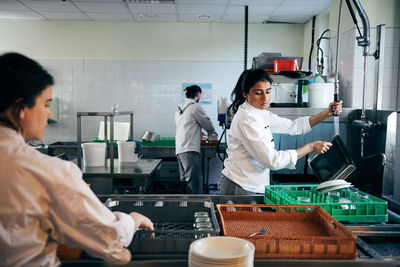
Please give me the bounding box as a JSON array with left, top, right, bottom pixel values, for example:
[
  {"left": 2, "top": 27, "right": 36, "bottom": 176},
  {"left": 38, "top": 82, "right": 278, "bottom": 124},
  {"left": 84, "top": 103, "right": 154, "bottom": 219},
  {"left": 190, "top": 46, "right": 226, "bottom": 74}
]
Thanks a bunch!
[
  {"left": 229, "top": 69, "right": 273, "bottom": 113},
  {"left": 0, "top": 52, "right": 54, "bottom": 129},
  {"left": 185, "top": 85, "right": 202, "bottom": 99}
]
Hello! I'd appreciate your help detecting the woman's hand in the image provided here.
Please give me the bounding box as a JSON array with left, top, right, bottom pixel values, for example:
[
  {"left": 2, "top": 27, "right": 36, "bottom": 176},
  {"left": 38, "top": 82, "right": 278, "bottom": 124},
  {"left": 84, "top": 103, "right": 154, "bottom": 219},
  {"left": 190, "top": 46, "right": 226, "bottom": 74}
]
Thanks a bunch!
[
  {"left": 129, "top": 212, "right": 154, "bottom": 237},
  {"left": 309, "top": 100, "right": 343, "bottom": 127},
  {"left": 311, "top": 141, "right": 332, "bottom": 154},
  {"left": 327, "top": 100, "right": 343, "bottom": 116},
  {"left": 296, "top": 141, "right": 332, "bottom": 159}
]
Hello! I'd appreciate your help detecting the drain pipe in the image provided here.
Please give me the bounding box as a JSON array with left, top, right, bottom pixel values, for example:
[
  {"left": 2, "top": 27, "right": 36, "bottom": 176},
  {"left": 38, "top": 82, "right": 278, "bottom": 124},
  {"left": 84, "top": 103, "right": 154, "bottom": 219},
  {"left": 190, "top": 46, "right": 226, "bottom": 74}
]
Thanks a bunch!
[{"left": 244, "top": 5, "right": 248, "bottom": 71}]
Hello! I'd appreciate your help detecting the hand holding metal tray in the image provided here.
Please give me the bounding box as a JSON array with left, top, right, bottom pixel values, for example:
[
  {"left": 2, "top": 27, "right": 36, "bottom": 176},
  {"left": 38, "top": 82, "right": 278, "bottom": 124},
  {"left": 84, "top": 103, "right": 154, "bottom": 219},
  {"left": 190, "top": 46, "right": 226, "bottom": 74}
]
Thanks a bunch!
[{"left": 308, "top": 135, "right": 356, "bottom": 182}]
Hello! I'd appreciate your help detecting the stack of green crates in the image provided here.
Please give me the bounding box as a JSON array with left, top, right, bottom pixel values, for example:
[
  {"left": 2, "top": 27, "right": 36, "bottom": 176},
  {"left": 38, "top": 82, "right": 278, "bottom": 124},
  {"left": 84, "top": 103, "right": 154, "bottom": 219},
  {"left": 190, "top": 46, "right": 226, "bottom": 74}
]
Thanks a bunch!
[
  {"left": 141, "top": 137, "right": 175, "bottom": 147},
  {"left": 264, "top": 184, "right": 388, "bottom": 223}
]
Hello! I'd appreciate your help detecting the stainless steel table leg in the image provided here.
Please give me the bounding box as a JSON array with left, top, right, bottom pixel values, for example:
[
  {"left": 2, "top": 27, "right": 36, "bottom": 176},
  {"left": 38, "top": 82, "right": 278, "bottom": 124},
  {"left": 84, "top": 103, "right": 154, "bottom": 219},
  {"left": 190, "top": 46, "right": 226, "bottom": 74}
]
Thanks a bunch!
[
  {"left": 110, "top": 115, "right": 114, "bottom": 173},
  {"left": 77, "top": 115, "right": 82, "bottom": 168}
]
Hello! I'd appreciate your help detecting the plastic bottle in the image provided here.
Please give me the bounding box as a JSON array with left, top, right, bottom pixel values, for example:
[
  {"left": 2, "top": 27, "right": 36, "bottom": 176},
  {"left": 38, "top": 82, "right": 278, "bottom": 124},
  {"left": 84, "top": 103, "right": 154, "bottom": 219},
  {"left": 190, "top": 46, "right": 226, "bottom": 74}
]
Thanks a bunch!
[
  {"left": 297, "top": 73, "right": 309, "bottom": 107},
  {"left": 314, "top": 73, "right": 325, "bottom": 83}
]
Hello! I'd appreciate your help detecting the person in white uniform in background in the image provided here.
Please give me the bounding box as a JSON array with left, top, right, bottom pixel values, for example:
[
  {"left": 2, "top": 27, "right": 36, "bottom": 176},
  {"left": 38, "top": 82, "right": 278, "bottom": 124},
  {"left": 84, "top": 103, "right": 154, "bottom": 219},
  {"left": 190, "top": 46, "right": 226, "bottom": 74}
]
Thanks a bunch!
[
  {"left": 175, "top": 85, "right": 217, "bottom": 194},
  {"left": 221, "top": 69, "right": 343, "bottom": 195},
  {"left": 0, "top": 52, "right": 154, "bottom": 266}
]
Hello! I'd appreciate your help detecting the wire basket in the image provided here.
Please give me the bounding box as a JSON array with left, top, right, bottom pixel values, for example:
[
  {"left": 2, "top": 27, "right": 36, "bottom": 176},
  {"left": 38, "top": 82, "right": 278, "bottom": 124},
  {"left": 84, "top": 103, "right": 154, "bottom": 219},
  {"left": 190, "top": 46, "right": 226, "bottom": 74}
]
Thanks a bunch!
[
  {"left": 217, "top": 204, "right": 356, "bottom": 259},
  {"left": 105, "top": 197, "right": 219, "bottom": 255}
]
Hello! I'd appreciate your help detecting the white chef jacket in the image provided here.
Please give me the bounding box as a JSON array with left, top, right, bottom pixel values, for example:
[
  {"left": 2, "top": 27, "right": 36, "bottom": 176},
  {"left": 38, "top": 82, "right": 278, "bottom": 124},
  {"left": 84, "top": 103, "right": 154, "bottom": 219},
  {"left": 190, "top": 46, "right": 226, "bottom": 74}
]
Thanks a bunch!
[
  {"left": 222, "top": 101, "right": 312, "bottom": 193},
  {"left": 0, "top": 126, "right": 135, "bottom": 267},
  {"left": 175, "top": 98, "right": 216, "bottom": 154}
]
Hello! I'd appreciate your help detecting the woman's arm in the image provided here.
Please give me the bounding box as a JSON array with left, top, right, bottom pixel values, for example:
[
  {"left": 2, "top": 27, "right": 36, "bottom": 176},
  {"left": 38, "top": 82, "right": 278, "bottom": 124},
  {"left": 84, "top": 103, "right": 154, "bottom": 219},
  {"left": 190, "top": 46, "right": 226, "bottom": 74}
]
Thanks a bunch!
[
  {"left": 296, "top": 141, "right": 332, "bottom": 159},
  {"left": 309, "top": 100, "right": 343, "bottom": 127}
]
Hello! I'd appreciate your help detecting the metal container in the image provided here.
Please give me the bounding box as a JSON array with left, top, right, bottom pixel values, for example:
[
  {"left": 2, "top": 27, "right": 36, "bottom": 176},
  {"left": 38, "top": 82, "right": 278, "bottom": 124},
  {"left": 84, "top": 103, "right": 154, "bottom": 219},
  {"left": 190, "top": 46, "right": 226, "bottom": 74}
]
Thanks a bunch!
[{"left": 142, "top": 131, "right": 158, "bottom": 141}]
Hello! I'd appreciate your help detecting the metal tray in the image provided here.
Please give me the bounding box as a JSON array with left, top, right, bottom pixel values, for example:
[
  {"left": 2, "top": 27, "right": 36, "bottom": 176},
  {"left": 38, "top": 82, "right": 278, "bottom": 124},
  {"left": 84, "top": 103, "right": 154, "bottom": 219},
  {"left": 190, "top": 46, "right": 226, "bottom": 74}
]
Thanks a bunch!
[
  {"left": 308, "top": 135, "right": 356, "bottom": 182},
  {"left": 105, "top": 197, "right": 219, "bottom": 256}
]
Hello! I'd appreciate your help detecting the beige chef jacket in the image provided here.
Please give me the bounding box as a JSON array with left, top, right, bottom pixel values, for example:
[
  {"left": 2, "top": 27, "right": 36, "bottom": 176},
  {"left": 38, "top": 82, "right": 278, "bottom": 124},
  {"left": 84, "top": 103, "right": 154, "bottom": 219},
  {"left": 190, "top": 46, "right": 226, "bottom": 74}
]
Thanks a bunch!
[
  {"left": 0, "top": 126, "right": 135, "bottom": 267},
  {"left": 222, "top": 101, "right": 312, "bottom": 193},
  {"left": 175, "top": 98, "right": 216, "bottom": 154}
]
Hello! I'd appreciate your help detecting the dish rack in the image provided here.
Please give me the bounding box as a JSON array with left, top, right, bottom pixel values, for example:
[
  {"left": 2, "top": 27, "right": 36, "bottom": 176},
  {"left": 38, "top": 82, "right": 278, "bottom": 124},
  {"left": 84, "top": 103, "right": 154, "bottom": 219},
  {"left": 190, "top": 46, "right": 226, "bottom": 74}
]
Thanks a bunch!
[
  {"left": 265, "top": 184, "right": 388, "bottom": 223},
  {"left": 105, "top": 197, "right": 219, "bottom": 256},
  {"left": 141, "top": 137, "right": 175, "bottom": 146},
  {"left": 217, "top": 204, "right": 357, "bottom": 259}
]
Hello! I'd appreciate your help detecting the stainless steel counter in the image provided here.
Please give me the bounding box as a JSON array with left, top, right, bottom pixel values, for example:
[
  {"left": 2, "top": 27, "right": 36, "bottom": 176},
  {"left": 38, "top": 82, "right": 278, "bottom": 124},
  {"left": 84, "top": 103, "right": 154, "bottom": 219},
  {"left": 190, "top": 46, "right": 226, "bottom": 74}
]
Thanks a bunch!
[
  {"left": 74, "top": 159, "right": 162, "bottom": 194},
  {"left": 80, "top": 159, "right": 161, "bottom": 178},
  {"left": 61, "top": 194, "right": 400, "bottom": 266},
  {"left": 61, "top": 259, "right": 400, "bottom": 267},
  {"left": 141, "top": 145, "right": 217, "bottom": 159}
]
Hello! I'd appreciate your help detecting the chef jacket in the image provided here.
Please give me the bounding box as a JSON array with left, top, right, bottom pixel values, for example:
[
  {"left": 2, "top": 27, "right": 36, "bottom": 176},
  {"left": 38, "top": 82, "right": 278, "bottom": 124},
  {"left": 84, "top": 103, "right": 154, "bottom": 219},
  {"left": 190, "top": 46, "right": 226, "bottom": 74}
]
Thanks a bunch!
[
  {"left": 222, "top": 101, "right": 311, "bottom": 193},
  {"left": 0, "top": 126, "right": 135, "bottom": 267},
  {"left": 175, "top": 98, "right": 216, "bottom": 154}
]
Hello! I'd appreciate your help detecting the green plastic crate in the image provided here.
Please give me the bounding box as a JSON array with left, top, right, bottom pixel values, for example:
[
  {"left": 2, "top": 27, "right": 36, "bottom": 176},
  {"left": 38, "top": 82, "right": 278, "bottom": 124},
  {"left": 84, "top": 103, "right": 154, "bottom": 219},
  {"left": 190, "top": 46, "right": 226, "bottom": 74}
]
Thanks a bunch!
[
  {"left": 264, "top": 184, "right": 388, "bottom": 223},
  {"left": 141, "top": 137, "right": 175, "bottom": 147}
]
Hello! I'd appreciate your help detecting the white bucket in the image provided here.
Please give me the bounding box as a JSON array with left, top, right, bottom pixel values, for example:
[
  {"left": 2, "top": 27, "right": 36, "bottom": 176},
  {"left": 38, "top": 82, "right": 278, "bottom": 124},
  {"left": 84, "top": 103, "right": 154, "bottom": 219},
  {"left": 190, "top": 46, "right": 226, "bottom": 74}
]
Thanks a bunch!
[
  {"left": 308, "top": 83, "right": 334, "bottom": 108},
  {"left": 117, "top": 141, "right": 138, "bottom": 162},
  {"left": 82, "top": 143, "right": 106, "bottom": 167}
]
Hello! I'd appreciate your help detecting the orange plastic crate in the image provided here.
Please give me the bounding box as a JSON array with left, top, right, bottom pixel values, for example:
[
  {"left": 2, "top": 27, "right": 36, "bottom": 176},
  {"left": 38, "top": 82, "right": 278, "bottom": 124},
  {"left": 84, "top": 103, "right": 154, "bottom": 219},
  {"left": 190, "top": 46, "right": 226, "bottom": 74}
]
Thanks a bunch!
[{"left": 217, "top": 204, "right": 356, "bottom": 259}]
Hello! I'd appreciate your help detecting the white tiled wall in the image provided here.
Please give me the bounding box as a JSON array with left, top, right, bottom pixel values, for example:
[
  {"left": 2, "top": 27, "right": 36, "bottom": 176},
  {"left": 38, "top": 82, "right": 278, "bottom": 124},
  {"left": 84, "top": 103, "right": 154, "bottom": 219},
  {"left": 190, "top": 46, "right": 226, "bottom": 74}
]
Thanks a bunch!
[
  {"left": 40, "top": 59, "right": 244, "bottom": 144},
  {"left": 330, "top": 27, "right": 399, "bottom": 110}
]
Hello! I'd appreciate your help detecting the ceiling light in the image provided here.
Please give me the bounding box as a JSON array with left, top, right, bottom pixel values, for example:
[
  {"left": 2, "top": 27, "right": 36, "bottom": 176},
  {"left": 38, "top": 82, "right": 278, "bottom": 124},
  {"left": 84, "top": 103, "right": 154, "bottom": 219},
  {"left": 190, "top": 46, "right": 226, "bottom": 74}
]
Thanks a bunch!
[
  {"left": 197, "top": 15, "right": 211, "bottom": 19},
  {"left": 125, "top": 0, "right": 175, "bottom": 3},
  {"left": 138, "top": 14, "right": 156, "bottom": 18}
]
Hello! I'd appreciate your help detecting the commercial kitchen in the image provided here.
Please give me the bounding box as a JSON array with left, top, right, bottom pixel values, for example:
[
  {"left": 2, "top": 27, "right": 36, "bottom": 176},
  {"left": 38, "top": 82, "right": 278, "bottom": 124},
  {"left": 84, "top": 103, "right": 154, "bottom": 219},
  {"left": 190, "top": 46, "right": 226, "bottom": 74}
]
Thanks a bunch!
[{"left": 0, "top": 0, "right": 399, "bottom": 266}]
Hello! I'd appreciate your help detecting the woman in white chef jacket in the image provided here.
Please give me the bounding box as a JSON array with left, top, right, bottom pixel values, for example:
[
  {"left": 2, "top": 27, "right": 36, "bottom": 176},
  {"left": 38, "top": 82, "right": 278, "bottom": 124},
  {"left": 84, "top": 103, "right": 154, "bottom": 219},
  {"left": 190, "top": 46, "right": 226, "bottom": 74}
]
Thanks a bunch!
[
  {"left": 221, "top": 69, "right": 343, "bottom": 195},
  {"left": 0, "top": 52, "right": 154, "bottom": 266}
]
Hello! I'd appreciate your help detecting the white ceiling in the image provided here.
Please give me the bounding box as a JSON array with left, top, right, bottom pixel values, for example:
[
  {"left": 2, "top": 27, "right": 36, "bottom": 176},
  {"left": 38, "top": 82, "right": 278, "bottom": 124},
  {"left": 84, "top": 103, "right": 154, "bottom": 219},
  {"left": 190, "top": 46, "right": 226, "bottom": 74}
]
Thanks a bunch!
[{"left": 0, "top": 0, "right": 330, "bottom": 24}]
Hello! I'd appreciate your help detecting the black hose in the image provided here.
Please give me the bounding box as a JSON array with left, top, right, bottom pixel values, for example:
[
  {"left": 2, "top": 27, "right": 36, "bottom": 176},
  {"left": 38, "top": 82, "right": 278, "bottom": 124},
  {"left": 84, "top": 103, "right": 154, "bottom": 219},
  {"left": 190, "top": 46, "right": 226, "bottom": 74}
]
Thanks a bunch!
[
  {"left": 316, "top": 29, "right": 329, "bottom": 73},
  {"left": 217, "top": 127, "right": 227, "bottom": 162},
  {"left": 308, "top": 16, "right": 316, "bottom": 71},
  {"left": 345, "top": 0, "right": 363, "bottom": 36}
]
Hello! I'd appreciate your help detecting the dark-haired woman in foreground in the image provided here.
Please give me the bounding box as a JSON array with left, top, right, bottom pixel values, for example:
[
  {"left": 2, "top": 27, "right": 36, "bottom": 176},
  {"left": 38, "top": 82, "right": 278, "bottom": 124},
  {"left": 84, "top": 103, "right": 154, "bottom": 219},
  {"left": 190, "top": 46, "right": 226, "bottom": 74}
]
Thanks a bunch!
[
  {"left": 0, "top": 52, "right": 153, "bottom": 266},
  {"left": 221, "top": 69, "right": 342, "bottom": 195}
]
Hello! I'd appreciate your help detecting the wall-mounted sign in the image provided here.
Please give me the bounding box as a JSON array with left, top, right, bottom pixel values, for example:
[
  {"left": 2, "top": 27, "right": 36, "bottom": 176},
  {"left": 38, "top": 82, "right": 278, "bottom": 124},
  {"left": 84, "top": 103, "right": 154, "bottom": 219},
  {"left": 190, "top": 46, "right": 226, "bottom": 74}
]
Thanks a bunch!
[{"left": 181, "top": 83, "right": 212, "bottom": 104}]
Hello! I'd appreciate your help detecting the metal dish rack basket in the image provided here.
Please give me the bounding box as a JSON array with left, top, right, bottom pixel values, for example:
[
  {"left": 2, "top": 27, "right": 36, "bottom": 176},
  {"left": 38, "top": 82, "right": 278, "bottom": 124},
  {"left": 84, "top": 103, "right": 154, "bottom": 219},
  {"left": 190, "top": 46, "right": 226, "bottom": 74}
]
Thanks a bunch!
[
  {"left": 217, "top": 204, "right": 357, "bottom": 259},
  {"left": 105, "top": 197, "right": 219, "bottom": 256}
]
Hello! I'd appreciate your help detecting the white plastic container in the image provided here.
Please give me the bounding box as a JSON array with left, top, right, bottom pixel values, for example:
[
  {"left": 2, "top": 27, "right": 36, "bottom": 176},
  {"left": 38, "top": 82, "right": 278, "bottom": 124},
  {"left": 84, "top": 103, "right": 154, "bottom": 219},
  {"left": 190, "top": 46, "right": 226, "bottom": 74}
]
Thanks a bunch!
[
  {"left": 308, "top": 83, "right": 334, "bottom": 108},
  {"left": 314, "top": 73, "right": 325, "bottom": 83},
  {"left": 117, "top": 141, "right": 138, "bottom": 162},
  {"left": 82, "top": 142, "right": 106, "bottom": 167}
]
